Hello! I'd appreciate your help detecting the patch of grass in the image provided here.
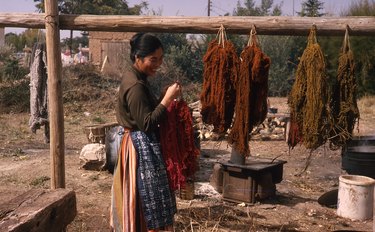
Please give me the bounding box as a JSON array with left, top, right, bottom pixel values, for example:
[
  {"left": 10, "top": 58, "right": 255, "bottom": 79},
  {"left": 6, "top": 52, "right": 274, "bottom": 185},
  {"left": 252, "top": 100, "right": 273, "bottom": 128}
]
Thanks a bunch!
[
  {"left": 1, "top": 148, "right": 26, "bottom": 157},
  {"left": 89, "top": 174, "right": 99, "bottom": 181},
  {"left": 358, "top": 95, "right": 375, "bottom": 116},
  {"left": 2, "top": 174, "right": 20, "bottom": 184},
  {"left": 30, "top": 175, "right": 50, "bottom": 187},
  {"left": 91, "top": 116, "right": 105, "bottom": 124}
]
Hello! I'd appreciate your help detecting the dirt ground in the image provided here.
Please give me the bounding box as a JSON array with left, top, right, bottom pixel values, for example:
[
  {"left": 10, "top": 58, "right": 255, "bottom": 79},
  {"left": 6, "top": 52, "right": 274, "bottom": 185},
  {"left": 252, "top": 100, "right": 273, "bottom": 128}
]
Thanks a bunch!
[{"left": 1, "top": 96, "right": 375, "bottom": 232}]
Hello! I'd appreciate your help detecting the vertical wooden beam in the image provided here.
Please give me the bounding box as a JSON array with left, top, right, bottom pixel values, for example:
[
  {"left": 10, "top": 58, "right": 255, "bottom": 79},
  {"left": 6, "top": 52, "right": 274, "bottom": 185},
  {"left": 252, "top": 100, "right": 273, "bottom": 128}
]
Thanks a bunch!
[
  {"left": 0, "top": 27, "right": 5, "bottom": 46},
  {"left": 44, "top": 0, "right": 65, "bottom": 188}
]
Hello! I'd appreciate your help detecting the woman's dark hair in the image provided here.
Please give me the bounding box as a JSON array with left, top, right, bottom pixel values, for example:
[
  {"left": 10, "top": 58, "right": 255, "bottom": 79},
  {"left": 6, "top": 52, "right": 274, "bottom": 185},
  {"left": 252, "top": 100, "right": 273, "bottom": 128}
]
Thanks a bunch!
[{"left": 130, "top": 33, "right": 163, "bottom": 63}]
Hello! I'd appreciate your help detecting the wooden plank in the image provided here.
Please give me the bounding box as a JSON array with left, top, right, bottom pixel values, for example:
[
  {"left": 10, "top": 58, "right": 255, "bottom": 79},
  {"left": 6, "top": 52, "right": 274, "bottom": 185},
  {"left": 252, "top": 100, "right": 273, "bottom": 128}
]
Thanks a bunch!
[
  {"left": 1, "top": 14, "right": 375, "bottom": 36},
  {"left": 101, "top": 41, "right": 129, "bottom": 75},
  {"left": 44, "top": 0, "right": 65, "bottom": 188},
  {"left": 0, "top": 189, "right": 77, "bottom": 232},
  {"left": 0, "top": 189, "right": 44, "bottom": 220}
]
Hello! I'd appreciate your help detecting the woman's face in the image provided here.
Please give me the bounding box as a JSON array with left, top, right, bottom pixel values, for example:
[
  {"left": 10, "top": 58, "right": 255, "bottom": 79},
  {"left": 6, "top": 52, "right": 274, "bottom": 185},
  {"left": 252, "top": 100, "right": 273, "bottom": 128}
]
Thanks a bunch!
[{"left": 134, "top": 47, "right": 163, "bottom": 76}]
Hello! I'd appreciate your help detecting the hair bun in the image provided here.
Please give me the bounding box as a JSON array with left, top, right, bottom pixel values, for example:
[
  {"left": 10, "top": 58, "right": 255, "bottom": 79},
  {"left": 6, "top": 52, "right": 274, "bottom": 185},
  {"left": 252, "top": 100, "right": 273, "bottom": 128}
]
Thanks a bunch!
[{"left": 130, "top": 33, "right": 144, "bottom": 49}]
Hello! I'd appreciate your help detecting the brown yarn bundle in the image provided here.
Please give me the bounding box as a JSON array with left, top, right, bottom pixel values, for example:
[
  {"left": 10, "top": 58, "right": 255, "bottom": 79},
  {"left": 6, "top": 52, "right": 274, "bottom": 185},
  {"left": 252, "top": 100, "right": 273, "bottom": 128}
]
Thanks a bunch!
[
  {"left": 200, "top": 26, "right": 239, "bottom": 134},
  {"left": 249, "top": 42, "right": 271, "bottom": 127},
  {"left": 288, "top": 25, "right": 329, "bottom": 150},
  {"left": 328, "top": 27, "right": 360, "bottom": 148},
  {"left": 228, "top": 30, "right": 270, "bottom": 155}
]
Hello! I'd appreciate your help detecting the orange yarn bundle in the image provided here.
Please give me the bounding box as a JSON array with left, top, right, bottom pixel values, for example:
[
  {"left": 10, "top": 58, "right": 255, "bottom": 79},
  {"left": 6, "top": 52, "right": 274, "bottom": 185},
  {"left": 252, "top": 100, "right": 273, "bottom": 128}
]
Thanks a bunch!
[
  {"left": 228, "top": 30, "right": 270, "bottom": 155},
  {"left": 200, "top": 26, "right": 239, "bottom": 134}
]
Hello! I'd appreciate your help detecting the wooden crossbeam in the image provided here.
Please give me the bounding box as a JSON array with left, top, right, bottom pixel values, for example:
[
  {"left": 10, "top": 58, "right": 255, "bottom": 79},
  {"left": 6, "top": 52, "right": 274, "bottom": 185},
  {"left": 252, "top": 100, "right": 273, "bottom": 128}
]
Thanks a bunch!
[{"left": 1, "top": 14, "right": 375, "bottom": 36}]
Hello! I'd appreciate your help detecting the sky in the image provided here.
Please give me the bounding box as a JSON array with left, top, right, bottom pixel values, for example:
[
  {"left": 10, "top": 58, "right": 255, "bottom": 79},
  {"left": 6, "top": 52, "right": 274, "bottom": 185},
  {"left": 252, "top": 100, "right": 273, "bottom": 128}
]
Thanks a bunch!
[{"left": 1, "top": 0, "right": 354, "bottom": 38}]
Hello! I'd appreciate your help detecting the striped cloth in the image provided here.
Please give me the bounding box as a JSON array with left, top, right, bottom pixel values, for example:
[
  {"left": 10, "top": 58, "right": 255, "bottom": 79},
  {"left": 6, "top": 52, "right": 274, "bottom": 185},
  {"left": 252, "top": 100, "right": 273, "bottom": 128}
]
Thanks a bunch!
[{"left": 110, "top": 130, "right": 176, "bottom": 231}]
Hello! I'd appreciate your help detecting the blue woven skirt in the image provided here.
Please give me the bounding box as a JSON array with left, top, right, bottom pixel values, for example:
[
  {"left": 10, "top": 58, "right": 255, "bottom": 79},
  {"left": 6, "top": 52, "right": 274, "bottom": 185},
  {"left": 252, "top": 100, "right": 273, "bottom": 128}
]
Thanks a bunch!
[{"left": 130, "top": 131, "right": 176, "bottom": 229}]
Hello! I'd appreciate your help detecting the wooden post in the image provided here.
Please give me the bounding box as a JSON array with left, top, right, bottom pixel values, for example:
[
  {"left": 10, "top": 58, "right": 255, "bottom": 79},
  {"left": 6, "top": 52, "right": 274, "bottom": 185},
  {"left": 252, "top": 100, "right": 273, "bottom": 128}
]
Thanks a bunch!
[
  {"left": 0, "top": 27, "right": 5, "bottom": 46},
  {"left": 44, "top": 0, "right": 65, "bottom": 188}
]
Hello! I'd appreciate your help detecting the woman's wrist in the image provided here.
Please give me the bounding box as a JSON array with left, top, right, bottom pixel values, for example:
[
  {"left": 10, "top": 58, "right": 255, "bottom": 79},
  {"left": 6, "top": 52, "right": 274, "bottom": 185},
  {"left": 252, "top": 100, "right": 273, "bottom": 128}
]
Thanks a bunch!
[{"left": 160, "top": 98, "right": 172, "bottom": 107}]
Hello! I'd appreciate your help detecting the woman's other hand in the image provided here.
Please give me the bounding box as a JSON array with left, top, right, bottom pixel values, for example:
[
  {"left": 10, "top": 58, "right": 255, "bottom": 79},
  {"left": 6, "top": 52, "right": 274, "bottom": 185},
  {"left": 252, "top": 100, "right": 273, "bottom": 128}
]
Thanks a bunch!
[{"left": 160, "top": 83, "right": 181, "bottom": 107}]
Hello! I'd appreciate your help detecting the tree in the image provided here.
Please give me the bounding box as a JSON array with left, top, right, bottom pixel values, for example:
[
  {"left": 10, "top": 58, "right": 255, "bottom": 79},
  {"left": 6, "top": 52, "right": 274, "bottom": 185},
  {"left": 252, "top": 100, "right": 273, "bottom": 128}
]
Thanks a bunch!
[
  {"left": 33, "top": 0, "right": 146, "bottom": 15},
  {"left": 344, "top": 0, "right": 375, "bottom": 96},
  {"left": 33, "top": 0, "right": 146, "bottom": 53},
  {"left": 298, "top": 0, "right": 325, "bottom": 17},
  {"left": 60, "top": 35, "right": 88, "bottom": 52},
  {"left": 232, "top": 0, "right": 295, "bottom": 97},
  {"left": 157, "top": 33, "right": 196, "bottom": 80},
  {"left": 5, "top": 29, "right": 45, "bottom": 52},
  {"left": 343, "top": 0, "right": 375, "bottom": 16},
  {"left": 261, "top": 36, "right": 296, "bottom": 96},
  {"left": 233, "top": 0, "right": 282, "bottom": 16}
]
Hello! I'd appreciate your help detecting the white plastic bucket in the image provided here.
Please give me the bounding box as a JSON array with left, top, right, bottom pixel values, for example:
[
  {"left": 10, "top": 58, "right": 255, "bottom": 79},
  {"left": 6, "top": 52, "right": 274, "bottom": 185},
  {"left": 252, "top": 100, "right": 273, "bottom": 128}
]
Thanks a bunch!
[{"left": 337, "top": 175, "right": 375, "bottom": 220}]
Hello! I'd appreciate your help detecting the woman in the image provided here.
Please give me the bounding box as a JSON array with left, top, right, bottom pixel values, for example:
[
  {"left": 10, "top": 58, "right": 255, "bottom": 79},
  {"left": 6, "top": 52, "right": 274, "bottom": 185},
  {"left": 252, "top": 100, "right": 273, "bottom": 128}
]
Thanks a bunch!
[{"left": 111, "top": 33, "right": 181, "bottom": 232}]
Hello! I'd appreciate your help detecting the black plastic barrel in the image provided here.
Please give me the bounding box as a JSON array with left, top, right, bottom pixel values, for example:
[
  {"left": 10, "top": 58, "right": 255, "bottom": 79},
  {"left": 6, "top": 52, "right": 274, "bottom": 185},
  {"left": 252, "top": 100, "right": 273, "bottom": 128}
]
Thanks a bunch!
[
  {"left": 346, "top": 136, "right": 375, "bottom": 147},
  {"left": 342, "top": 145, "right": 375, "bottom": 179}
]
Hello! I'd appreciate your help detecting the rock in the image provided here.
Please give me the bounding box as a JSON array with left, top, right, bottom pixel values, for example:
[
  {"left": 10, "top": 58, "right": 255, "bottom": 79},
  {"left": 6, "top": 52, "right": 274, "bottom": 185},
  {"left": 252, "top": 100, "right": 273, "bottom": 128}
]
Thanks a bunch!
[{"left": 79, "top": 143, "right": 106, "bottom": 171}]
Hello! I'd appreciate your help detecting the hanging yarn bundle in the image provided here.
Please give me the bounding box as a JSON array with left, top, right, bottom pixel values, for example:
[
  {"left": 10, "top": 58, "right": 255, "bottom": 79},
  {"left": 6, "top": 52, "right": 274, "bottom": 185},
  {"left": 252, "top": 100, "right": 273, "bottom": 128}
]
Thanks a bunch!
[
  {"left": 288, "top": 25, "right": 329, "bottom": 150},
  {"left": 228, "top": 28, "right": 271, "bottom": 156},
  {"left": 248, "top": 30, "right": 271, "bottom": 129},
  {"left": 200, "top": 25, "right": 239, "bottom": 134},
  {"left": 159, "top": 99, "right": 200, "bottom": 191},
  {"left": 328, "top": 26, "right": 360, "bottom": 149}
]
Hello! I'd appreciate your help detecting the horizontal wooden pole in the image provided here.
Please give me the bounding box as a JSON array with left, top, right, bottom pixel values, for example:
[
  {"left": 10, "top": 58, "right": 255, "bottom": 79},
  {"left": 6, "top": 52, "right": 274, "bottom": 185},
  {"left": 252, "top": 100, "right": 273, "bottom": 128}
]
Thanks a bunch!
[{"left": 1, "top": 13, "right": 375, "bottom": 36}]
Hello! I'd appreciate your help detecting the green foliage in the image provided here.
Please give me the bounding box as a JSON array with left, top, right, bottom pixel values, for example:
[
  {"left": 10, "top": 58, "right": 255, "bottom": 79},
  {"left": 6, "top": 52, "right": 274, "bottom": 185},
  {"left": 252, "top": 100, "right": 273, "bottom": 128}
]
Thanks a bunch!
[
  {"left": 0, "top": 58, "right": 26, "bottom": 81},
  {"left": 232, "top": 0, "right": 294, "bottom": 96},
  {"left": 33, "top": 0, "right": 146, "bottom": 15},
  {"left": 351, "top": 36, "right": 375, "bottom": 96},
  {"left": 30, "top": 176, "right": 50, "bottom": 187},
  {"left": 157, "top": 33, "right": 204, "bottom": 82},
  {"left": 0, "top": 45, "right": 14, "bottom": 62},
  {"left": 0, "top": 45, "right": 29, "bottom": 82},
  {"left": 259, "top": 36, "right": 296, "bottom": 96},
  {"left": 61, "top": 35, "right": 89, "bottom": 52},
  {"left": 0, "top": 45, "right": 30, "bottom": 113},
  {"left": 5, "top": 33, "right": 22, "bottom": 51},
  {"left": 0, "top": 77, "right": 30, "bottom": 113},
  {"left": 343, "top": 0, "right": 375, "bottom": 16},
  {"left": 318, "top": 36, "right": 342, "bottom": 84},
  {"left": 343, "top": 0, "right": 375, "bottom": 96},
  {"left": 5, "top": 29, "right": 44, "bottom": 52},
  {"left": 298, "top": 0, "right": 325, "bottom": 17},
  {"left": 233, "top": 0, "right": 282, "bottom": 16},
  {"left": 92, "top": 116, "right": 105, "bottom": 124}
]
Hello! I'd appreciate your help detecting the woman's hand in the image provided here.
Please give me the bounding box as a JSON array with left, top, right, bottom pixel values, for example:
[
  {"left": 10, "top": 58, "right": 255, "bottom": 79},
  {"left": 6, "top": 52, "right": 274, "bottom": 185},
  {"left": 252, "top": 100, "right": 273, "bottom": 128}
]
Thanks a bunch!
[{"left": 160, "top": 82, "right": 182, "bottom": 107}]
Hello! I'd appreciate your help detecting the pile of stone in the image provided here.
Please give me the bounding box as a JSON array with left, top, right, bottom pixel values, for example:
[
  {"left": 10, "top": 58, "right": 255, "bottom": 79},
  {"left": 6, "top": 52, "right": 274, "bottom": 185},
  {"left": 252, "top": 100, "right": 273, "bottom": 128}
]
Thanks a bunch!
[{"left": 251, "top": 114, "right": 290, "bottom": 141}]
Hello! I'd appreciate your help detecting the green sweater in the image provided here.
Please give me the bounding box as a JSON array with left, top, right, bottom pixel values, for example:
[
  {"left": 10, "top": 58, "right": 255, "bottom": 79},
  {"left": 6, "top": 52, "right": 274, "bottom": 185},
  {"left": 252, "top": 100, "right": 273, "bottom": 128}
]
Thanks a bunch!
[{"left": 116, "top": 67, "right": 166, "bottom": 132}]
